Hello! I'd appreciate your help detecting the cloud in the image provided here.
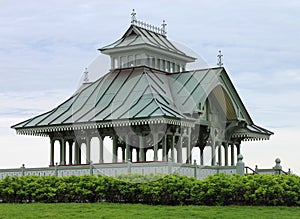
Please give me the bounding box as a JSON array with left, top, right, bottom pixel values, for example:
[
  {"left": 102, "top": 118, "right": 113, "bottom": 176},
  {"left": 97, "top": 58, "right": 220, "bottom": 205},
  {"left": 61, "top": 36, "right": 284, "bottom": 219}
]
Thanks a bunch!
[
  {"left": 243, "top": 127, "right": 300, "bottom": 175},
  {"left": 0, "top": 1, "right": 300, "bottom": 172}
]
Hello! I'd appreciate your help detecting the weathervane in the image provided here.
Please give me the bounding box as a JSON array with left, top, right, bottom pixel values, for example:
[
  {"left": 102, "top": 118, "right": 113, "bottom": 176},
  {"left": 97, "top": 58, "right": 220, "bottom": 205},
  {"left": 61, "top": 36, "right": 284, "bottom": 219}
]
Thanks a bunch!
[
  {"left": 83, "top": 68, "right": 89, "bottom": 83},
  {"left": 217, "top": 50, "right": 223, "bottom": 67}
]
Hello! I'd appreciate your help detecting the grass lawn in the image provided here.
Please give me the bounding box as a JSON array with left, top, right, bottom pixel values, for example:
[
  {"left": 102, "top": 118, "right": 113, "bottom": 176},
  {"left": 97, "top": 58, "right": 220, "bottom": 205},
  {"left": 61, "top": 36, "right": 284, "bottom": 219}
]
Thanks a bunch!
[{"left": 0, "top": 203, "right": 299, "bottom": 219}]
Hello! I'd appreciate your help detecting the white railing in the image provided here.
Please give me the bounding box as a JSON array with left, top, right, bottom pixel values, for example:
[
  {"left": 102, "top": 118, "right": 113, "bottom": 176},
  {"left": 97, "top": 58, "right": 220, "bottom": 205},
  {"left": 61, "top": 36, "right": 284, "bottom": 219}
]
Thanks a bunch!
[{"left": 0, "top": 162, "right": 238, "bottom": 180}]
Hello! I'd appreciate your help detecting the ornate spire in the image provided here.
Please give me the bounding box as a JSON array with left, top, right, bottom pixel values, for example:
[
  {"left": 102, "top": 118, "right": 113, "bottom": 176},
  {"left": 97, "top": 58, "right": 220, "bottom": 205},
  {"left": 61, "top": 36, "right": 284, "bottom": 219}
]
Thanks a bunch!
[
  {"left": 161, "top": 20, "right": 167, "bottom": 36},
  {"left": 83, "top": 67, "right": 89, "bottom": 83},
  {"left": 217, "top": 50, "right": 223, "bottom": 67},
  {"left": 131, "top": 9, "right": 137, "bottom": 24}
]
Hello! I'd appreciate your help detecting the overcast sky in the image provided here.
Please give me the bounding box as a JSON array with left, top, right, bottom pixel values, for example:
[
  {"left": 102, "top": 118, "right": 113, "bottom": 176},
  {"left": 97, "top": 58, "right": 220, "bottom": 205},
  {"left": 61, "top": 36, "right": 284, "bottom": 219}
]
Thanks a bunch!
[{"left": 1, "top": 0, "right": 300, "bottom": 174}]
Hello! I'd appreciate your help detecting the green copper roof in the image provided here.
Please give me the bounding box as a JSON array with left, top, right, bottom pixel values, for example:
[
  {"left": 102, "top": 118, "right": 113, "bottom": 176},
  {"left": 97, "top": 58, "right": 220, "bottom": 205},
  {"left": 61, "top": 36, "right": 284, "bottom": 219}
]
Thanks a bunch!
[
  {"left": 13, "top": 67, "right": 191, "bottom": 129},
  {"left": 12, "top": 65, "right": 273, "bottom": 140},
  {"left": 100, "top": 25, "right": 196, "bottom": 62}
]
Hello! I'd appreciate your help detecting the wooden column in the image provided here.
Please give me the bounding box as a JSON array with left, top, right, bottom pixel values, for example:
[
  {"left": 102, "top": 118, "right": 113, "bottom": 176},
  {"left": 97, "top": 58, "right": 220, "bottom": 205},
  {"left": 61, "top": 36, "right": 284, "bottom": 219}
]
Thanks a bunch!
[
  {"left": 153, "top": 133, "right": 158, "bottom": 161},
  {"left": 186, "top": 127, "right": 191, "bottom": 164},
  {"left": 74, "top": 141, "right": 79, "bottom": 164},
  {"left": 50, "top": 138, "right": 55, "bottom": 166},
  {"left": 122, "top": 146, "right": 126, "bottom": 162},
  {"left": 136, "top": 148, "right": 140, "bottom": 162},
  {"left": 211, "top": 142, "right": 216, "bottom": 166},
  {"left": 177, "top": 136, "right": 182, "bottom": 163},
  {"left": 224, "top": 142, "right": 229, "bottom": 166},
  {"left": 99, "top": 136, "right": 104, "bottom": 163},
  {"left": 171, "top": 135, "right": 175, "bottom": 162},
  {"left": 231, "top": 143, "right": 235, "bottom": 166},
  {"left": 112, "top": 135, "right": 118, "bottom": 163},
  {"left": 162, "top": 135, "right": 167, "bottom": 161},
  {"left": 125, "top": 136, "right": 131, "bottom": 162},
  {"left": 236, "top": 142, "right": 241, "bottom": 156},
  {"left": 139, "top": 136, "right": 145, "bottom": 162},
  {"left": 200, "top": 145, "right": 204, "bottom": 165},
  {"left": 78, "top": 143, "right": 81, "bottom": 164},
  {"left": 218, "top": 142, "right": 222, "bottom": 166},
  {"left": 68, "top": 139, "right": 74, "bottom": 165},
  {"left": 60, "top": 139, "right": 66, "bottom": 165},
  {"left": 86, "top": 137, "right": 91, "bottom": 164}
]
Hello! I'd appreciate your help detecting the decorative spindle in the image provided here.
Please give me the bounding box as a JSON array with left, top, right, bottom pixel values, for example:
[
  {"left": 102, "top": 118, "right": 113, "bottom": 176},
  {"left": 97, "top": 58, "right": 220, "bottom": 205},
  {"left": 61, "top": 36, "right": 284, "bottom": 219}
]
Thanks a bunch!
[
  {"left": 130, "top": 10, "right": 167, "bottom": 36},
  {"left": 83, "top": 68, "right": 89, "bottom": 83},
  {"left": 131, "top": 9, "right": 137, "bottom": 24},
  {"left": 217, "top": 50, "right": 223, "bottom": 67},
  {"left": 162, "top": 20, "right": 167, "bottom": 36}
]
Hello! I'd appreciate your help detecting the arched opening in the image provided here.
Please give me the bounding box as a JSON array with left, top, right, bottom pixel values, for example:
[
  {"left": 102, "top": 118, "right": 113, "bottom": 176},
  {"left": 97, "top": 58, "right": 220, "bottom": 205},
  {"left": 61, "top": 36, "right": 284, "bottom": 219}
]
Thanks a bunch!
[
  {"left": 157, "top": 148, "right": 162, "bottom": 161},
  {"left": 192, "top": 147, "right": 200, "bottom": 164},
  {"left": 103, "top": 137, "right": 112, "bottom": 163},
  {"left": 80, "top": 143, "right": 87, "bottom": 164},
  {"left": 207, "top": 85, "right": 237, "bottom": 121},
  {"left": 90, "top": 137, "right": 100, "bottom": 164},
  {"left": 132, "top": 148, "right": 137, "bottom": 162},
  {"left": 146, "top": 149, "right": 154, "bottom": 161},
  {"left": 216, "top": 144, "right": 223, "bottom": 166},
  {"left": 65, "top": 141, "right": 71, "bottom": 165},
  {"left": 117, "top": 147, "right": 123, "bottom": 162},
  {"left": 54, "top": 140, "right": 60, "bottom": 165},
  {"left": 203, "top": 146, "right": 212, "bottom": 166}
]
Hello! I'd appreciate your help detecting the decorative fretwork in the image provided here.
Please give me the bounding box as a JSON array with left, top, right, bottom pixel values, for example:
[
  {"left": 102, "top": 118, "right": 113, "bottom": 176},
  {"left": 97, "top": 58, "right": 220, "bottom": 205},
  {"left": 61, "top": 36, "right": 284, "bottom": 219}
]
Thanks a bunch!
[{"left": 131, "top": 9, "right": 167, "bottom": 36}]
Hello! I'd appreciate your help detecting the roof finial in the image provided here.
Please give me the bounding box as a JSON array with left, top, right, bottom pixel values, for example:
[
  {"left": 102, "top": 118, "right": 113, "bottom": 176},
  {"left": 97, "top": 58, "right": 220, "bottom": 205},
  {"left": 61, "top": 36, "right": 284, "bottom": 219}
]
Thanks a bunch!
[
  {"left": 131, "top": 9, "right": 137, "bottom": 24},
  {"left": 217, "top": 50, "right": 223, "bottom": 67},
  {"left": 83, "top": 67, "right": 89, "bottom": 83},
  {"left": 162, "top": 20, "right": 167, "bottom": 36}
]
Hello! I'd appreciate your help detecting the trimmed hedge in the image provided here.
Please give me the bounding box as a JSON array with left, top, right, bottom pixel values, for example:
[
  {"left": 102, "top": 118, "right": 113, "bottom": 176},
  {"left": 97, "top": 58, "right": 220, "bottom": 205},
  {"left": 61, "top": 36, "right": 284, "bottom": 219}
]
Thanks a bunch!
[{"left": 0, "top": 173, "right": 300, "bottom": 206}]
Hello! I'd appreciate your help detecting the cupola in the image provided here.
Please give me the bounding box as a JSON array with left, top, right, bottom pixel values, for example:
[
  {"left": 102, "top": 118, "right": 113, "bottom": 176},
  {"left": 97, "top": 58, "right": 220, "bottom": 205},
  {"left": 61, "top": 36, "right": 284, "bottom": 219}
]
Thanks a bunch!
[{"left": 99, "top": 9, "right": 196, "bottom": 72}]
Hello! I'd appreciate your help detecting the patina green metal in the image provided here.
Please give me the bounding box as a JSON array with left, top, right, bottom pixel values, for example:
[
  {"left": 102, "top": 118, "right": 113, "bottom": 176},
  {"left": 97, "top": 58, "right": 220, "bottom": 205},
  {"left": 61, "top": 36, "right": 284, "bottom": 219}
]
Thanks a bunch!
[{"left": 11, "top": 18, "right": 273, "bottom": 169}]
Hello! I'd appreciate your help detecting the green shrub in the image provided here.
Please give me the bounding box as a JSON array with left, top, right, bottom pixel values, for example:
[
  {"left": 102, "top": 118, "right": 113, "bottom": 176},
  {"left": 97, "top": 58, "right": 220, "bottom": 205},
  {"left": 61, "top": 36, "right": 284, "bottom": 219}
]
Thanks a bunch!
[{"left": 1, "top": 173, "right": 300, "bottom": 206}]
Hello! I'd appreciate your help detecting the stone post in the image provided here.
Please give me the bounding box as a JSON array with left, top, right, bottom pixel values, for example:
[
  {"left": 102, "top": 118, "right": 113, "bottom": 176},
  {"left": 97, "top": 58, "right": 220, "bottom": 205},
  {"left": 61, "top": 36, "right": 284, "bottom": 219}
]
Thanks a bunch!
[
  {"left": 236, "top": 154, "right": 245, "bottom": 176},
  {"left": 273, "top": 158, "right": 282, "bottom": 175},
  {"left": 167, "top": 160, "right": 172, "bottom": 174},
  {"left": 193, "top": 160, "right": 197, "bottom": 179},
  {"left": 55, "top": 162, "right": 58, "bottom": 177},
  {"left": 127, "top": 159, "right": 132, "bottom": 174},
  {"left": 89, "top": 161, "right": 93, "bottom": 175},
  {"left": 21, "top": 164, "right": 25, "bottom": 176}
]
